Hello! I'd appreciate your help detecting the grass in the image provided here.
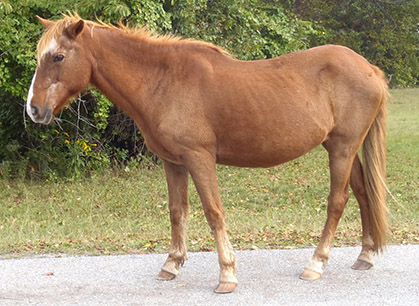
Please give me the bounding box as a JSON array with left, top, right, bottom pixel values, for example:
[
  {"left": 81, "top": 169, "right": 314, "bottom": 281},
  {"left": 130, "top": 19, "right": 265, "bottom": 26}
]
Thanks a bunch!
[{"left": 0, "top": 88, "right": 418, "bottom": 257}]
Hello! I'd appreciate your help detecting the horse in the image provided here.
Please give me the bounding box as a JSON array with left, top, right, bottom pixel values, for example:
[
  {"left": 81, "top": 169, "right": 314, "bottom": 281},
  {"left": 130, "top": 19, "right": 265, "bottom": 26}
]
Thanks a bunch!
[{"left": 27, "top": 14, "right": 388, "bottom": 294}]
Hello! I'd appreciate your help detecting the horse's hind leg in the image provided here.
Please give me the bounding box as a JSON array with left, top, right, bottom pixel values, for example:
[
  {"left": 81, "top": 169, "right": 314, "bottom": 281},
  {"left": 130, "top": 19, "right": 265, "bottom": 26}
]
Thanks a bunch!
[
  {"left": 350, "top": 154, "right": 375, "bottom": 270},
  {"left": 157, "top": 161, "right": 189, "bottom": 280},
  {"left": 300, "top": 140, "right": 355, "bottom": 281}
]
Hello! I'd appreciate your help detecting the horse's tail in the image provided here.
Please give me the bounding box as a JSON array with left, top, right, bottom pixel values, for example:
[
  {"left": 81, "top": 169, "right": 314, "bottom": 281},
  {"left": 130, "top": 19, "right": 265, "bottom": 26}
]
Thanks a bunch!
[{"left": 362, "top": 65, "right": 389, "bottom": 252}]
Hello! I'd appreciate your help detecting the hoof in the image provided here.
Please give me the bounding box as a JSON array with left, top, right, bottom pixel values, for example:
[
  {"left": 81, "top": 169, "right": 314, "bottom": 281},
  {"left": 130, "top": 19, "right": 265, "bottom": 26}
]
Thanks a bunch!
[
  {"left": 156, "top": 270, "right": 177, "bottom": 281},
  {"left": 299, "top": 268, "right": 322, "bottom": 281},
  {"left": 352, "top": 259, "right": 373, "bottom": 270},
  {"left": 214, "top": 282, "right": 237, "bottom": 294}
]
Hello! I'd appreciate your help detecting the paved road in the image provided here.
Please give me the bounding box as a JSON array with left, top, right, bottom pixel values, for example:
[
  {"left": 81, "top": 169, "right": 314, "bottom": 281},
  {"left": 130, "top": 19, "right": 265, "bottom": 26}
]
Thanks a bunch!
[{"left": 1, "top": 245, "right": 418, "bottom": 305}]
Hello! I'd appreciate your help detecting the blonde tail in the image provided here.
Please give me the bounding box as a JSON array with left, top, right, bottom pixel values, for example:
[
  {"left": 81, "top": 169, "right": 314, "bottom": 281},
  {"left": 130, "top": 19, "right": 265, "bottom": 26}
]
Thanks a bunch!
[{"left": 362, "top": 66, "right": 389, "bottom": 252}]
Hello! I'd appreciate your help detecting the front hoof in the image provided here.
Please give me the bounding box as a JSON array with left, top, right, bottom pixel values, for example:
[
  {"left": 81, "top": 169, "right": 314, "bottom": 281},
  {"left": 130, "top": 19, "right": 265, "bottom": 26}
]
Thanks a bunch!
[
  {"left": 352, "top": 259, "right": 373, "bottom": 270},
  {"left": 214, "top": 282, "right": 237, "bottom": 294},
  {"left": 299, "top": 268, "right": 322, "bottom": 281},
  {"left": 156, "top": 270, "right": 177, "bottom": 281}
]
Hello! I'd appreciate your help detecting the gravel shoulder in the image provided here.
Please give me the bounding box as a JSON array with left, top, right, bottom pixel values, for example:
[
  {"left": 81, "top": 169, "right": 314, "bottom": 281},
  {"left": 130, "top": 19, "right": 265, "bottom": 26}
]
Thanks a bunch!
[{"left": 1, "top": 245, "right": 418, "bottom": 305}]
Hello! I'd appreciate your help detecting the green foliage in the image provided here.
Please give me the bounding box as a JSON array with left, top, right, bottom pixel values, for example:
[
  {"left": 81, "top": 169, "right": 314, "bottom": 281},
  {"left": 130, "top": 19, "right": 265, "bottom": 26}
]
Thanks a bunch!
[
  {"left": 0, "top": 0, "right": 417, "bottom": 180},
  {"left": 167, "top": 0, "right": 317, "bottom": 59},
  {"left": 92, "top": 90, "right": 113, "bottom": 132},
  {"left": 288, "top": 0, "right": 419, "bottom": 86},
  {"left": 77, "top": 0, "right": 172, "bottom": 30}
]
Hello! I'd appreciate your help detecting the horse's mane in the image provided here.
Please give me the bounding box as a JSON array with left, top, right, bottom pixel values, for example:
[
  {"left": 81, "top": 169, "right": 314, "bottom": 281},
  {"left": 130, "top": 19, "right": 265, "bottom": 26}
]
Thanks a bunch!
[{"left": 37, "top": 13, "right": 229, "bottom": 61}]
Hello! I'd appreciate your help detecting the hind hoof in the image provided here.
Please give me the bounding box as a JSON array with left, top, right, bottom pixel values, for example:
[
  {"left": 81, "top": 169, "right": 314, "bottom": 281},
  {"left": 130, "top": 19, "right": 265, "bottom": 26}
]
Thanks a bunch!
[
  {"left": 352, "top": 259, "right": 373, "bottom": 270},
  {"left": 300, "top": 268, "right": 322, "bottom": 281},
  {"left": 156, "top": 270, "right": 177, "bottom": 281},
  {"left": 214, "top": 282, "right": 237, "bottom": 294}
]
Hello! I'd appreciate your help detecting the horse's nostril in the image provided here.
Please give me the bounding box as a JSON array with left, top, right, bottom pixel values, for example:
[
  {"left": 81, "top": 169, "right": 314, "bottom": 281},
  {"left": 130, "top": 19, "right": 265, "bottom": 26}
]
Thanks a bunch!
[{"left": 31, "top": 105, "right": 39, "bottom": 117}]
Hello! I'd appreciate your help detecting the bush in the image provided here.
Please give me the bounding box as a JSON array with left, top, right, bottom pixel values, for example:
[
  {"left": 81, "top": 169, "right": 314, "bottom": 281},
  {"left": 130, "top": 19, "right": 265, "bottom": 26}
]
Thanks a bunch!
[{"left": 0, "top": 0, "right": 417, "bottom": 180}]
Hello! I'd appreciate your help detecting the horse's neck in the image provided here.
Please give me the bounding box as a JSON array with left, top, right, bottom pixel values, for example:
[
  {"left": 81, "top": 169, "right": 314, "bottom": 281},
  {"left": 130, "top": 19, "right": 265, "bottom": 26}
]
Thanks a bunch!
[{"left": 88, "top": 27, "right": 167, "bottom": 132}]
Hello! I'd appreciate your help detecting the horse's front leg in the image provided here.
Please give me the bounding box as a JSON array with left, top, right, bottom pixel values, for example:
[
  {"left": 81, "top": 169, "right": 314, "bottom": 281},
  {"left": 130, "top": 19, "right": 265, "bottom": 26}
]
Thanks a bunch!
[
  {"left": 185, "top": 151, "right": 238, "bottom": 294},
  {"left": 157, "top": 161, "right": 189, "bottom": 280}
]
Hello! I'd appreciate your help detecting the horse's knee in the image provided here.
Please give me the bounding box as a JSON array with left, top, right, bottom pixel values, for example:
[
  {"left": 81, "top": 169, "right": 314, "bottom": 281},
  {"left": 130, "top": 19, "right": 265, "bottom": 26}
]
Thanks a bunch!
[
  {"left": 203, "top": 205, "right": 226, "bottom": 231},
  {"left": 169, "top": 207, "right": 187, "bottom": 226}
]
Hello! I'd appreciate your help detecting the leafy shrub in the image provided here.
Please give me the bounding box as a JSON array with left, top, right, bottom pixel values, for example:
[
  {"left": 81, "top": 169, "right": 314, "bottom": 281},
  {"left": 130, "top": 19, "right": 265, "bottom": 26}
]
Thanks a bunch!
[{"left": 0, "top": 0, "right": 417, "bottom": 180}]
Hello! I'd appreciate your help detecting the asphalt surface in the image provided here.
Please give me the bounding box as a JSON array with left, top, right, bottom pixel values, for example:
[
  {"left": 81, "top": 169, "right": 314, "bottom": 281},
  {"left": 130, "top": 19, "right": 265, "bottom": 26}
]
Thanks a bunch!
[{"left": 0, "top": 245, "right": 418, "bottom": 305}]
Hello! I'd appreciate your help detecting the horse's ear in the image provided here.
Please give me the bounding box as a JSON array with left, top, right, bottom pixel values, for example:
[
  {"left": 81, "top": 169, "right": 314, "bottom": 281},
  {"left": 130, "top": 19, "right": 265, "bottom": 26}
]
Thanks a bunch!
[
  {"left": 36, "top": 16, "right": 54, "bottom": 29},
  {"left": 66, "top": 20, "right": 85, "bottom": 39}
]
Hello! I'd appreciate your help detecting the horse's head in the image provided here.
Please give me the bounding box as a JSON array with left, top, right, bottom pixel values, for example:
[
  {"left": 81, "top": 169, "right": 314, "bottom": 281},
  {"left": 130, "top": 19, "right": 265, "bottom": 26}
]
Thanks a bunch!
[{"left": 27, "top": 15, "right": 92, "bottom": 124}]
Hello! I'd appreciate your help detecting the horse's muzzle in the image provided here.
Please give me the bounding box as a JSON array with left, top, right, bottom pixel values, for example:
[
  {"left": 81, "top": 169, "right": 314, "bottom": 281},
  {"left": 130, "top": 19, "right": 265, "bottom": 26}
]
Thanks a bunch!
[{"left": 28, "top": 104, "right": 53, "bottom": 124}]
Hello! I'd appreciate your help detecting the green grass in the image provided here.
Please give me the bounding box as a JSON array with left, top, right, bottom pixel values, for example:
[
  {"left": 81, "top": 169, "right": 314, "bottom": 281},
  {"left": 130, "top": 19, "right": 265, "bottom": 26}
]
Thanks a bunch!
[{"left": 0, "top": 89, "right": 418, "bottom": 256}]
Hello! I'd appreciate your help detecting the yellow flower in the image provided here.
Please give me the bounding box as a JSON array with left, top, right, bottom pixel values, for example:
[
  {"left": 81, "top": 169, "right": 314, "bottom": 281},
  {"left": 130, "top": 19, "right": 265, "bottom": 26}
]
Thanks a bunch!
[
  {"left": 81, "top": 141, "right": 92, "bottom": 154},
  {"left": 64, "top": 139, "right": 70, "bottom": 144}
]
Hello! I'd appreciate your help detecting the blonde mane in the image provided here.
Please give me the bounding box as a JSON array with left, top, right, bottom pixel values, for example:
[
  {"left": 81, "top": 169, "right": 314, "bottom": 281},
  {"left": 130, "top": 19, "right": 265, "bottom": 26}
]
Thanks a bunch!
[{"left": 37, "top": 13, "right": 229, "bottom": 61}]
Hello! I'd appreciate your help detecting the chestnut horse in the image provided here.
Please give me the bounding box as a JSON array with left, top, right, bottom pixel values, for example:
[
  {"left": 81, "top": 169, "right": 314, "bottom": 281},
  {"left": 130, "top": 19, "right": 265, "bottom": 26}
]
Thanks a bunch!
[{"left": 27, "top": 15, "right": 388, "bottom": 293}]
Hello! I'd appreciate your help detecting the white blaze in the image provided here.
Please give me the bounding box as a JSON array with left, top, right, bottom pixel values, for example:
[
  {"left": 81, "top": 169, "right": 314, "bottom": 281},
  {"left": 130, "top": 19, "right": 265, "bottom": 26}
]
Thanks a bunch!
[
  {"left": 41, "top": 37, "right": 58, "bottom": 58},
  {"left": 26, "top": 70, "right": 37, "bottom": 121},
  {"left": 27, "top": 38, "right": 59, "bottom": 123}
]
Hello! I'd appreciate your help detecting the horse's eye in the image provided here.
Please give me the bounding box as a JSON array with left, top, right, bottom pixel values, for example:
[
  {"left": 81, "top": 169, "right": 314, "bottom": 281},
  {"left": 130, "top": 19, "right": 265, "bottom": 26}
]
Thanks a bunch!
[{"left": 54, "top": 55, "right": 64, "bottom": 62}]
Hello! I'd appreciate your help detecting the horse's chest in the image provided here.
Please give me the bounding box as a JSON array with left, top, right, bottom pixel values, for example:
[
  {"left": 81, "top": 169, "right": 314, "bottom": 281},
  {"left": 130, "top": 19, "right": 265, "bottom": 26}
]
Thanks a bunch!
[{"left": 143, "top": 133, "right": 184, "bottom": 165}]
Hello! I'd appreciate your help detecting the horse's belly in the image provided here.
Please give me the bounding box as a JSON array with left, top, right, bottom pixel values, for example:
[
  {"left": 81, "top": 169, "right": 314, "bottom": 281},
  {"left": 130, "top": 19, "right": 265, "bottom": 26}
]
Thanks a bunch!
[
  {"left": 216, "top": 151, "right": 304, "bottom": 168},
  {"left": 215, "top": 132, "right": 325, "bottom": 168}
]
